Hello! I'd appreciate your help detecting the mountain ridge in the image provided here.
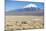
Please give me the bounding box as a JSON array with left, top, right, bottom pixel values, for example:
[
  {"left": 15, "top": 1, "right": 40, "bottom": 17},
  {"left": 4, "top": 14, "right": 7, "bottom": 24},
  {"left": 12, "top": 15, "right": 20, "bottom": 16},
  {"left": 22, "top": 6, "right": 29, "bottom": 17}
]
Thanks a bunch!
[{"left": 6, "top": 7, "right": 44, "bottom": 16}]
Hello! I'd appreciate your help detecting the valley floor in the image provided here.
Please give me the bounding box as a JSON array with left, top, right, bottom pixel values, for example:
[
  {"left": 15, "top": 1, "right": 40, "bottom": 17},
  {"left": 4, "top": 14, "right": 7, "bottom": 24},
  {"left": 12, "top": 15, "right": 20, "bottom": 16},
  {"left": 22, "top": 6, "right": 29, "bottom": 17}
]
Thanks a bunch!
[{"left": 5, "top": 16, "right": 44, "bottom": 31}]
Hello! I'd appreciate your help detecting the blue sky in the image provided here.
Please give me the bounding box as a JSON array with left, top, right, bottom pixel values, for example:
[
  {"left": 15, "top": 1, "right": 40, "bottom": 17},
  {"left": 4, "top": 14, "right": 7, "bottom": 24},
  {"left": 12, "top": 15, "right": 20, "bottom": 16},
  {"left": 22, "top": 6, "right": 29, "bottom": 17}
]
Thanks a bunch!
[{"left": 6, "top": 0, "right": 44, "bottom": 11}]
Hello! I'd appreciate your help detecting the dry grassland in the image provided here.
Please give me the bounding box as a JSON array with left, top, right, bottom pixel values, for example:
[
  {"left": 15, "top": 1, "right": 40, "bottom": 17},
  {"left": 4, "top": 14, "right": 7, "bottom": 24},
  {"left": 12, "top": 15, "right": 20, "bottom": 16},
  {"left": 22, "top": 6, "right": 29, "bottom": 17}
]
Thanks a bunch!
[{"left": 5, "top": 16, "right": 44, "bottom": 31}]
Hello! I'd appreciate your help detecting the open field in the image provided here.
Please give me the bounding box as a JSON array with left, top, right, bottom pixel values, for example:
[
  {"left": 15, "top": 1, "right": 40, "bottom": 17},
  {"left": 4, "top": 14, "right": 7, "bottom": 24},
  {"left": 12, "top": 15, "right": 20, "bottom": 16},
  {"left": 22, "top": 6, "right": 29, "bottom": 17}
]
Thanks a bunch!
[{"left": 5, "top": 16, "right": 44, "bottom": 31}]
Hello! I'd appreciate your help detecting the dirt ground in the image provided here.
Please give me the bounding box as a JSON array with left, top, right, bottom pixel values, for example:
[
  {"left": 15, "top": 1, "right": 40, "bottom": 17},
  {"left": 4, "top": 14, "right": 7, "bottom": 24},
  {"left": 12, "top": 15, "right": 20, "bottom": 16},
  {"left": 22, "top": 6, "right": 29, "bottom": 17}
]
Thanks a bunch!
[{"left": 5, "top": 16, "right": 44, "bottom": 31}]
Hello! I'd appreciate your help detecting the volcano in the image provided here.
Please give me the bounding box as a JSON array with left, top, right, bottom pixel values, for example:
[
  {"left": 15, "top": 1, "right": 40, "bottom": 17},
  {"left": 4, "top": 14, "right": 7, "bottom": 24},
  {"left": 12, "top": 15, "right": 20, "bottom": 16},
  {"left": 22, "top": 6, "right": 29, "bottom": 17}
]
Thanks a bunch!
[{"left": 6, "top": 4, "right": 44, "bottom": 16}]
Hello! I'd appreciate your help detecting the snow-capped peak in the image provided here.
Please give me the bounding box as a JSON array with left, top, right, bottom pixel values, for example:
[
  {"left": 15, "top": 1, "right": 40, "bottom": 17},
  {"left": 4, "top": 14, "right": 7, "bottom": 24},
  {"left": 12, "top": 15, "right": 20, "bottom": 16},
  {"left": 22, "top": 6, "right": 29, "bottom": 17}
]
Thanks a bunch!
[{"left": 24, "top": 4, "right": 37, "bottom": 8}]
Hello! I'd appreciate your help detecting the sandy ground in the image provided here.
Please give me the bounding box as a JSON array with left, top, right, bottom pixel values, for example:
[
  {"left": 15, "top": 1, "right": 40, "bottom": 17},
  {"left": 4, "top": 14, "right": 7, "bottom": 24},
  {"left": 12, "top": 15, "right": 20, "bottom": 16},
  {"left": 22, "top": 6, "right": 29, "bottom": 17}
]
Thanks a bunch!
[{"left": 5, "top": 16, "right": 44, "bottom": 31}]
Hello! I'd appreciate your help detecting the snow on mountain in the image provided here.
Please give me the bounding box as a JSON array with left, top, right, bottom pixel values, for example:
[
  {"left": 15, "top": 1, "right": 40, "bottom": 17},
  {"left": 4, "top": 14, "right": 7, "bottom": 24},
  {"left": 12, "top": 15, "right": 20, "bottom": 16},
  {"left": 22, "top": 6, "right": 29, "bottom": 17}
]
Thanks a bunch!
[
  {"left": 6, "top": 3, "right": 43, "bottom": 16},
  {"left": 24, "top": 4, "right": 37, "bottom": 8}
]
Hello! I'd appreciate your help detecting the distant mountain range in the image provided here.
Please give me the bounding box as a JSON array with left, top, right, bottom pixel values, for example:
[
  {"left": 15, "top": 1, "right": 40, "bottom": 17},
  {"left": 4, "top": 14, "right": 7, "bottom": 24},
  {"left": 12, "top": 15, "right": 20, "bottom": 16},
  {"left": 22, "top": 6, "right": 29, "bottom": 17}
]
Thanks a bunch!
[{"left": 6, "top": 7, "right": 44, "bottom": 16}]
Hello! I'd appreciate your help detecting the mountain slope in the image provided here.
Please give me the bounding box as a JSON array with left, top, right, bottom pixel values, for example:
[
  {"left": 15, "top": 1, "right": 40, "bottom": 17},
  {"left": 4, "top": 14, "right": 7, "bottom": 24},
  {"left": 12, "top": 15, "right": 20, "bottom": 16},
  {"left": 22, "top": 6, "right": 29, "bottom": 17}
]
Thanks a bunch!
[{"left": 6, "top": 7, "right": 44, "bottom": 16}]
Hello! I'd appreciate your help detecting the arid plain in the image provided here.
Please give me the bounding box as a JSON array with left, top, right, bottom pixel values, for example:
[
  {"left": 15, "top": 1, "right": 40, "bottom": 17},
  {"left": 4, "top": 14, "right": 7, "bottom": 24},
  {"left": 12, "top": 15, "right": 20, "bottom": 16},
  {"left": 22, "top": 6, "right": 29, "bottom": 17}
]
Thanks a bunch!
[{"left": 5, "top": 16, "right": 44, "bottom": 31}]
